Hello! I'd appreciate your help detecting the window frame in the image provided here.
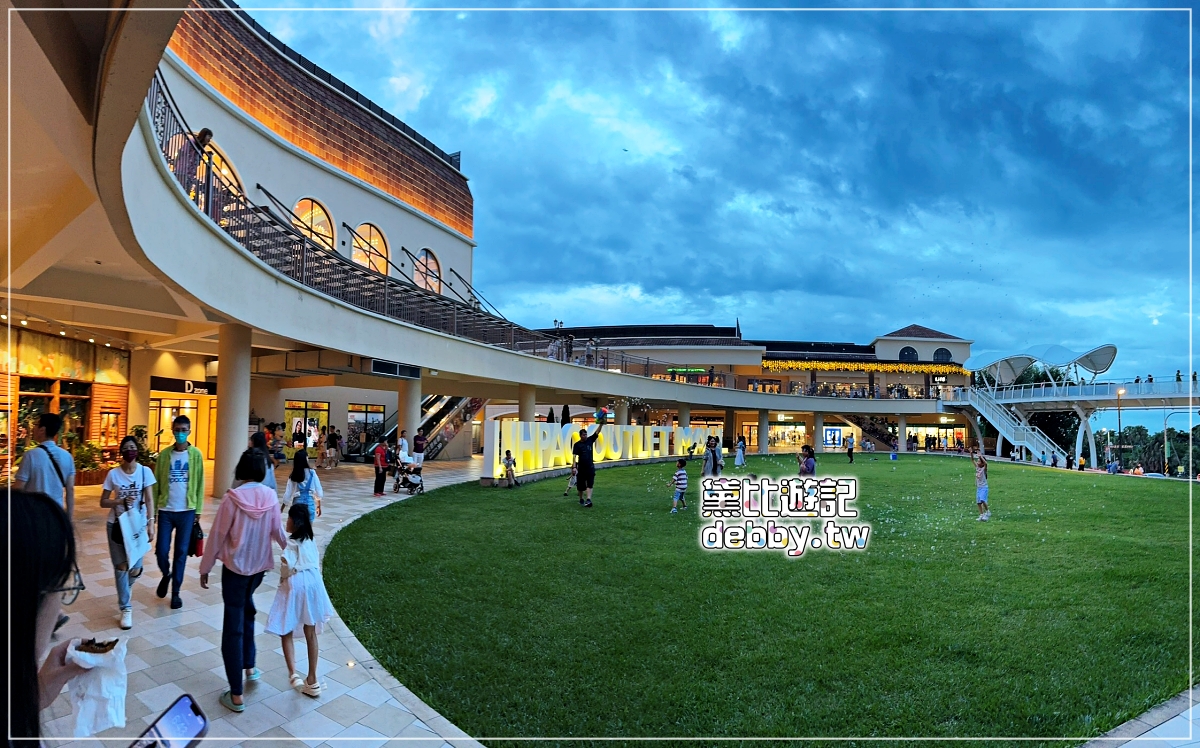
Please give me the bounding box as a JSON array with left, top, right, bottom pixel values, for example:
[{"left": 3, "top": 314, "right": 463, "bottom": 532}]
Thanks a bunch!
[
  {"left": 414, "top": 248, "right": 442, "bottom": 293},
  {"left": 898, "top": 346, "right": 919, "bottom": 363},
  {"left": 351, "top": 223, "right": 389, "bottom": 274},
  {"left": 291, "top": 198, "right": 336, "bottom": 251}
]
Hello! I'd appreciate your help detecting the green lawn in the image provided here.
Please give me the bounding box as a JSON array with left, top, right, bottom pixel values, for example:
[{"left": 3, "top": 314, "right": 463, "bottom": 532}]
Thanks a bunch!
[{"left": 324, "top": 454, "right": 1192, "bottom": 743}]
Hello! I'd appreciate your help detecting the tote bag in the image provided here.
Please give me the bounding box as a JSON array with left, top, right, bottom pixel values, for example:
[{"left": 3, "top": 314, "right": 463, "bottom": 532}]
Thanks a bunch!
[{"left": 117, "top": 467, "right": 152, "bottom": 562}]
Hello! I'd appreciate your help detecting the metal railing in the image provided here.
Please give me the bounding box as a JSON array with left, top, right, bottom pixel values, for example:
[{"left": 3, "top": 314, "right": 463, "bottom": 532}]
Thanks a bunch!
[
  {"left": 948, "top": 387, "right": 1063, "bottom": 457},
  {"left": 145, "top": 69, "right": 716, "bottom": 383},
  {"left": 983, "top": 380, "right": 1199, "bottom": 402}
]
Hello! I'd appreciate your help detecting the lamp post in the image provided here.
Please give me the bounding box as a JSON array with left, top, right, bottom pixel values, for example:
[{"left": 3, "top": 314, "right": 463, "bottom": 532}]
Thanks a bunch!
[
  {"left": 1162, "top": 410, "right": 1197, "bottom": 477},
  {"left": 1116, "top": 388, "right": 1126, "bottom": 470}
]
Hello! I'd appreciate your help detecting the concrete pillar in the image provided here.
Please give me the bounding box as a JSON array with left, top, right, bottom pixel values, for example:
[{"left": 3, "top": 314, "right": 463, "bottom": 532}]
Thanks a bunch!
[
  {"left": 615, "top": 401, "right": 630, "bottom": 425},
  {"left": 214, "top": 323, "right": 252, "bottom": 498},
  {"left": 724, "top": 409, "right": 737, "bottom": 449},
  {"left": 757, "top": 410, "right": 769, "bottom": 454},
  {"left": 677, "top": 404, "right": 691, "bottom": 428},
  {"left": 898, "top": 415, "right": 907, "bottom": 452},
  {"left": 813, "top": 413, "right": 824, "bottom": 453},
  {"left": 396, "top": 375, "right": 423, "bottom": 446},
  {"left": 995, "top": 432, "right": 1005, "bottom": 459},
  {"left": 1087, "top": 420, "right": 1098, "bottom": 469},
  {"left": 518, "top": 384, "right": 537, "bottom": 422},
  {"left": 128, "top": 349, "right": 155, "bottom": 431}
]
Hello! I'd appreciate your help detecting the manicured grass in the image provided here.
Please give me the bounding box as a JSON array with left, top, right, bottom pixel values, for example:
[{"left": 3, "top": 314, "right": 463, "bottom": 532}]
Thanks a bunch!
[{"left": 324, "top": 454, "right": 1191, "bottom": 742}]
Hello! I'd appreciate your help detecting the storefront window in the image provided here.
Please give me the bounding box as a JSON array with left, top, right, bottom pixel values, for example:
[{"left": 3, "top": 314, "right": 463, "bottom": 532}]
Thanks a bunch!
[
  {"left": 347, "top": 403, "right": 385, "bottom": 455},
  {"left": 98, "top": 412, "right": 121, "bottom": 448},
  {"left": 284, "top": 400, "right": 330, "bottom": 450},
  {"left": 148, "top": 399, "right": 200, "bottom": 454},
  {"left": 905, "top": 426, "right": 967, "bottom": 451},
  {"left": 746, "top": 379, "right": 782, "bottom": 393}
]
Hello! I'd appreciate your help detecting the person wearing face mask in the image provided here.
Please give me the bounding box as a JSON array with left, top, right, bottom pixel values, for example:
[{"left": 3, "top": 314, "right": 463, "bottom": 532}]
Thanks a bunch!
[
  {"left": 100, "top": 436, "right": 157, "bottom": 630},
  {"left": 153, "top": 414, "right": 206, "bottom": 610}
]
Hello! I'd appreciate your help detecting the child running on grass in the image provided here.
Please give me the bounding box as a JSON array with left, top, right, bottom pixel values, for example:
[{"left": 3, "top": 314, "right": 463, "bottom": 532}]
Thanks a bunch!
[
  {"left": 670, "top": 459, "right": 689, "bottom": 513},
  {"left": 973, "top": 448, "right": 990, "bottom": 522},
  {"left": 266, "top": 503, "right": 335, "bottom": 697}
]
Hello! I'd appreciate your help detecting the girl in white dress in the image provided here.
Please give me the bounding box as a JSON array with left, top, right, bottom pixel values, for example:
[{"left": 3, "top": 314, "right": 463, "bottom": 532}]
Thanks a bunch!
[{"left": 266, "top": 503, "right": 334, "bottom": 697}]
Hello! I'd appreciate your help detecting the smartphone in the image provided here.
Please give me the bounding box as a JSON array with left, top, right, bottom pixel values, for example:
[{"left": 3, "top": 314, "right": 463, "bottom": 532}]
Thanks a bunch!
[{"left": 130, "top": 694, "right": 207, "bottom": 748}]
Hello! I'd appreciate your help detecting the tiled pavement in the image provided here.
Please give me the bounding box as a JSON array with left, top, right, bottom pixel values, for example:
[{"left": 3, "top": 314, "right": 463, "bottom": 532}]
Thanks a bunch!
[{"left": 42, "top": 457, "right": 484, "bottom": 747}]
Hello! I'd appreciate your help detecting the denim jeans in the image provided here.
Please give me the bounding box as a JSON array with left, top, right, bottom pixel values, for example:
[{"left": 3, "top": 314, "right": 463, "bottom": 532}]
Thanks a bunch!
[
  {"left": 156, "top": 509, "right": 195, "bottom": 596},
  {"left": 106, "top": 521, "right": 142, "bottom": 611},
  {"left": 220, "top": 567, "right": 265, "bottom": 696}
]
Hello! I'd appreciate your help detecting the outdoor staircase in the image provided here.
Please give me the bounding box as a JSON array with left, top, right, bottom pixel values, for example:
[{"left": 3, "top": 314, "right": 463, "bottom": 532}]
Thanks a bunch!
[
  {"left": 839, "top": 414, "right": 894, "bottom": 450},
  {"left": 951, "top": 387, "right": 1064, "bottom": 459}
]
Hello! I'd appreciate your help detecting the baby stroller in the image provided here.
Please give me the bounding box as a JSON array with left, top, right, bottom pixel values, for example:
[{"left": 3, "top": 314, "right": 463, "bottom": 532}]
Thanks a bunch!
[{"left": 393, "top": 461, "right": 424, "bottom": 495}]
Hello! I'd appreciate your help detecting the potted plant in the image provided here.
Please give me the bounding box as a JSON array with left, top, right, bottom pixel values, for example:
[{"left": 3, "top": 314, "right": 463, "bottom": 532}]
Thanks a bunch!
[{"left": 73, "top": 441, "right": 107, "bottom": 486}]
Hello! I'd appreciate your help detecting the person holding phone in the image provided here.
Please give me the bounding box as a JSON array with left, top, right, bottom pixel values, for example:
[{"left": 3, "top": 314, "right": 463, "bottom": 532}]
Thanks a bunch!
[
  {"left": 7, "top": 490, "right": 88, "bottom": 740},
  {"left": 100, "top": 436, "right": 156, "bottom": 630}
]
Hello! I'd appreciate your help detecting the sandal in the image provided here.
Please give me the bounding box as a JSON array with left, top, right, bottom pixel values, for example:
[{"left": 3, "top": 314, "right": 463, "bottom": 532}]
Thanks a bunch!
[
  {"left": 219, "top": 691, "right": 245, "bottom": 713},
  {"left": 301, "top": 680, "right": 323, "bottom": 698},
  {"left": 289, "top": 672, "right": 305, "bottom": 690}
]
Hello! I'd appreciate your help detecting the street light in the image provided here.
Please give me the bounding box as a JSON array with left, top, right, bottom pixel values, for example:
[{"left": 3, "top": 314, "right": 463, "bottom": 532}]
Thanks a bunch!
[
  {"left": 1116, "top": 388, "right": 1126, "bottom": 470},
  {"left": 1162, "top": 410, "right": 1199, "bottom": 477}
]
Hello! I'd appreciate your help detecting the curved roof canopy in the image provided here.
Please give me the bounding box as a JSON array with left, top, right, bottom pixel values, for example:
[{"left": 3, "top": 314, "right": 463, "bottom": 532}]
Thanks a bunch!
[{"left": 965, "top": 344, "right": 1118, "bottom": 385}]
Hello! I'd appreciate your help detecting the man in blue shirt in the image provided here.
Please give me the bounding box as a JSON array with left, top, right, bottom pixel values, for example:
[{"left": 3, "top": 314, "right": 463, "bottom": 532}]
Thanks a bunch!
[{"left": 14, "top": 412, "right": 76, "bottom": 521}]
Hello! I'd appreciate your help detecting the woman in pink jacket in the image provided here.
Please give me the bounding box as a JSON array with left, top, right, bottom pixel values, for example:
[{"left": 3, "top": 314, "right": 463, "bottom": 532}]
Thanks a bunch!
[{"left": 200, "top": 449, "right": 287, "bottom": 713}]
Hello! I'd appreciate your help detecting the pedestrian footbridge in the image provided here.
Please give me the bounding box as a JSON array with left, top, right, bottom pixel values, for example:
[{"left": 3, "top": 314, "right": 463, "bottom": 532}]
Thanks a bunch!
[{"left": 942, "top": 345, "right": 1193, "bottom": 467}]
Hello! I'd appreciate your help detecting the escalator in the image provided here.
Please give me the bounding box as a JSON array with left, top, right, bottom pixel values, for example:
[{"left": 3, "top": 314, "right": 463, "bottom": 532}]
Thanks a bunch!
[{"left": 359, "top": 395, "right": 487, "bottom": 461}]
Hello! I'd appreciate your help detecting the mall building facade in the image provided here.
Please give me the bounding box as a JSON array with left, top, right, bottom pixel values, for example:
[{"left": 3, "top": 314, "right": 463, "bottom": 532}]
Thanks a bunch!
[{"left": 10, "top": 0, "right": 984, "bottom": 495}]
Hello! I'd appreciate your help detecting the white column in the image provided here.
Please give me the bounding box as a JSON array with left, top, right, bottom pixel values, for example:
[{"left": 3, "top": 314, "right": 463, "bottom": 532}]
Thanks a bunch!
[
  {"left": 813, "top": 413, "right": 824, "bottom": 453},
  {"left": 995, "top": 432, "right": 1005, "bottom": 459},
  {"left": 518, "top": 384, "right": 537, "bottom": 422},
  {"left": 757, "top": 410, "right": 769, "bottom": 454},
  {"left": 897, "top": 415, "right": 907, "bottom": 452},
  {"left": 1087, "top": 420, "right": 1098, "bottom": 469},
  {"left": 214, "top": 323, "right": 252, "bottom": 498},
  {"left": 128, "top": 349, "right": 155, "bottom": 432},
  {"left": 397, "top": 375, "right": 423, "bottom": 445},
  {"left": 677, "top": 404, "right": 691, "bottom": 428},
  {"left": 615, "top": 401, "right": 630, "bottom": 425}
]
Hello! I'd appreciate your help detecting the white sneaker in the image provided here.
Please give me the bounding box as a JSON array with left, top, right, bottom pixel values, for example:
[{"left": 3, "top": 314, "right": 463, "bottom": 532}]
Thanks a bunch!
[
  {"left": 120, "top": 609, "right": 133, "bottom": 630},
  {"left": 671, "top": 508, "right": 678, "bottom": 513},
  {"left": 976, "top": 515, "right": 986, "bottom": 521},
  {"left": 983, "top": 511, "right": 991, "bottom": 520}
]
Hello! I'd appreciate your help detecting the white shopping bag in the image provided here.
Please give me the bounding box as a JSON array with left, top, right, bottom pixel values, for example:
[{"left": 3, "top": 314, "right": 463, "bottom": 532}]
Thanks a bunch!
[
  {"left": 118, "top": 505, "right": 151, "bottom": 566},
  {"left": 65, "top": 638, "right": 128, "bottom": 737}
]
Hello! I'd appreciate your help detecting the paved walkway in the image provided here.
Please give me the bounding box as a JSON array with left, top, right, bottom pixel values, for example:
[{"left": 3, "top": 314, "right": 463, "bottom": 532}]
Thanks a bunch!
[{"left": 43, "top": 457, "right": 484, "bottom": 747}]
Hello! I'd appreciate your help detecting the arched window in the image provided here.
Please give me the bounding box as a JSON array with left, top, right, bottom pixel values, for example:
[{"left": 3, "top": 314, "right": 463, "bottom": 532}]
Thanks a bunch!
[
  {"left": 352, "top": 224, "right": 388, "bottom": 273},
  {"left": 414, "top": 249, "right": 441, "bottom": 293},
  {"left": 899, "top": 346, "right": 919, "bottom": 363},
  {"left": 933, "top": 347, "right": 953, "bottom": 363},
  {"left": 292, "top": 198, "right": 334, "bottom": 249},
  {"left": 201, "top": 142, "right": 242, "bottom": 195}
]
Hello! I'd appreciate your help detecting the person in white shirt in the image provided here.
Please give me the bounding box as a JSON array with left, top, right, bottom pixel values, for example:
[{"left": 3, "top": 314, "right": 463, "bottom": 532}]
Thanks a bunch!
[
  {"left": 282, "top": 449, "right": 323, "bottom": 521},
  {"left": 397, "top": 429, "right": 410, "bottom": 459},
  {"left": 100, "top": 436, "right": 156, "bottom": 630},
  {"left": 13, "top": 412, "right": 76, "bottom": 520},
  {"left": 266, "top": 503, "right": 334, "bottom": 698}
]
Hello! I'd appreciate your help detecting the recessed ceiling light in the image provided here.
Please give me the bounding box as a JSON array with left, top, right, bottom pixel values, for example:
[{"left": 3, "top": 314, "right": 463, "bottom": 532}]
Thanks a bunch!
[
  {"left": 20, "top": 319, "right": 27, "bottom": 326},
  {"left": 59, "top": 330, "right": 66, "bottom": 336},
  {"left": 88, "top": 338, "right": 95, "bottom": 343},
  {"left": 1, "top": 314, "right": 7, "bottom": 320},
  {"left": 105, "top": 342, "right": 111, "bottom": 347}
]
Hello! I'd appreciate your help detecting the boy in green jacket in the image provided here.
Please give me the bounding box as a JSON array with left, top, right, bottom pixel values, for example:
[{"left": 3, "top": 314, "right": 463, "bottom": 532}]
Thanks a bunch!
[{"left": 153, "top": 414, "right": 206, "bottom": 609}]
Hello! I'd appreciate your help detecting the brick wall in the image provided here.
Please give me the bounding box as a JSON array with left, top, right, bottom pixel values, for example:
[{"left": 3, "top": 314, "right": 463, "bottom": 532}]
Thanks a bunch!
[{"left": 168, "top": 0, "right": 473, "bottom": 238}]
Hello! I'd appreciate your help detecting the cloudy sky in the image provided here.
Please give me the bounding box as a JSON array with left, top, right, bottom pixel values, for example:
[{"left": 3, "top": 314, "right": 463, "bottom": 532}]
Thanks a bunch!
[{"left": 248, "top": 3, "right": 1189, "bottom": 389}]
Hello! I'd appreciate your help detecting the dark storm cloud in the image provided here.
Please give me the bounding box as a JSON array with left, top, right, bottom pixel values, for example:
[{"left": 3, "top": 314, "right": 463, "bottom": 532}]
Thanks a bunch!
[{"left": 253, "top": 5, "right": 1189, "bottom": 376}]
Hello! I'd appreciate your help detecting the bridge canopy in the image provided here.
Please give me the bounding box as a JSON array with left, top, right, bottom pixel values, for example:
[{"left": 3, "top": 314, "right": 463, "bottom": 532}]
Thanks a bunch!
[{"left": 965, "top": 344, "right": 1118, "bottom": 385}]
